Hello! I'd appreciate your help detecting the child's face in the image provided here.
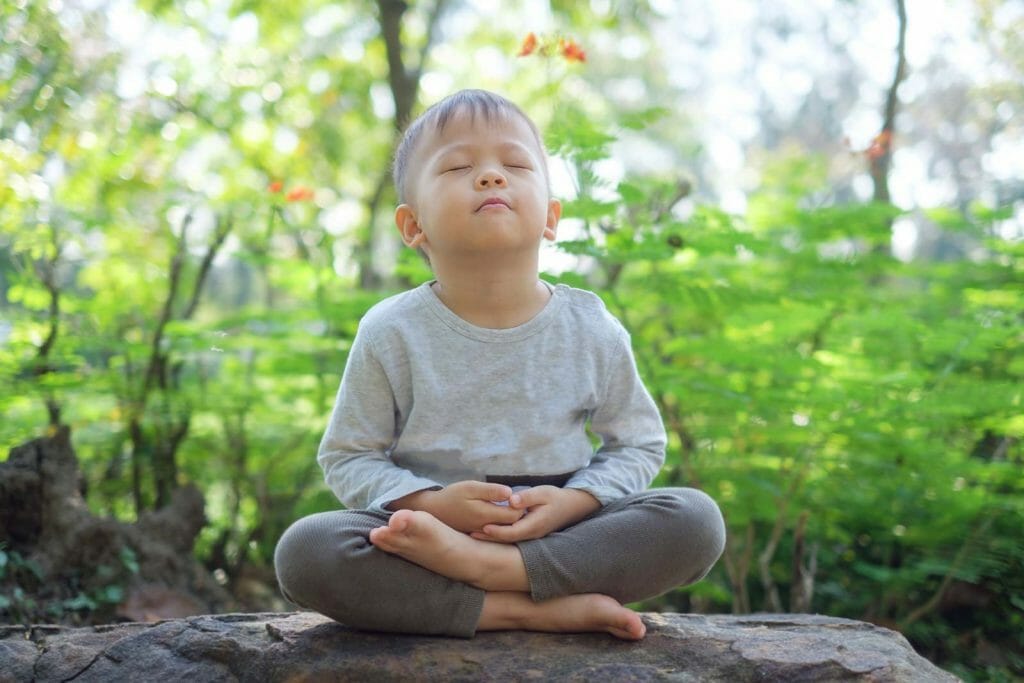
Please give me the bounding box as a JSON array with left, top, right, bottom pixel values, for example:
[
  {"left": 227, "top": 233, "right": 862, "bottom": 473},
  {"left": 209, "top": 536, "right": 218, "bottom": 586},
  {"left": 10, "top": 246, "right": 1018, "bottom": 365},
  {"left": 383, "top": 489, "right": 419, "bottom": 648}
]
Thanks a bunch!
[{"left": 396, "top": 109, "right": 560, "bottom": 261}]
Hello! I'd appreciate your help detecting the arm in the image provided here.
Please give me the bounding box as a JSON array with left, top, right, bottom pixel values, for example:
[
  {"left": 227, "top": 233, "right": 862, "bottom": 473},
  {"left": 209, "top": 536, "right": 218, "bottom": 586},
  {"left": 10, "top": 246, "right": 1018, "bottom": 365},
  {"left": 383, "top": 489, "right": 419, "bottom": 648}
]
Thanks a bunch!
[
  {"left": 562, "top": 325, "right": 665, "bottom": 504},
  {"left": 318, "top": 323, "right": 441, "bottom": 512}
]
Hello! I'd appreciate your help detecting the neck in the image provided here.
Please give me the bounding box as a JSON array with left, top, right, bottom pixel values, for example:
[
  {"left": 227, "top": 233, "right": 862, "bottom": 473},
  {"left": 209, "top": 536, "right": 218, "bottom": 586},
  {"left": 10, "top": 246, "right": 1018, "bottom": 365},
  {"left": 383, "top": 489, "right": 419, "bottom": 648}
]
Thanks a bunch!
[{"left": 429, "top": 254, "right": 549, "bottom": 329}]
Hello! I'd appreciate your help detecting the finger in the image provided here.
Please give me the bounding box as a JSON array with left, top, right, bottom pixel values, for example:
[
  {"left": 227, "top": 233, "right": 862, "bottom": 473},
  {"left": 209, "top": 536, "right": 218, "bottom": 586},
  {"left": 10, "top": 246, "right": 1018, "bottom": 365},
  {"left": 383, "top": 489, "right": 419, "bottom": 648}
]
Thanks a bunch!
[
  {"left": 474, "top": 525, "right": 515, "bottom": 542},
  {"left": 475, "top": 503, "right": 525, "bottom": 526},
  {"left": 469, "top": 531, "right": 516, "bottom": 544},
  {"left": 465, "top": 481, "right": 513, "bottom": 502},
  {"left": 509, "top": 485, "right": 553, "bottom": 509},
  {"left": 480, "top": 515, "right": 543, "bottom": 543}
]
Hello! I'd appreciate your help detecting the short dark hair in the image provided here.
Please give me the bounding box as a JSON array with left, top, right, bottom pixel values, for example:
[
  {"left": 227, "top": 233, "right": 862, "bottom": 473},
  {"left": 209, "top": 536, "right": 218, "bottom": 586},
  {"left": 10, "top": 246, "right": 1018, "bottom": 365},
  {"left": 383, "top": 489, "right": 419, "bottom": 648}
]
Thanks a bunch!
[{"left": 392, "top": 89, "right": 548, "bottom": 204}]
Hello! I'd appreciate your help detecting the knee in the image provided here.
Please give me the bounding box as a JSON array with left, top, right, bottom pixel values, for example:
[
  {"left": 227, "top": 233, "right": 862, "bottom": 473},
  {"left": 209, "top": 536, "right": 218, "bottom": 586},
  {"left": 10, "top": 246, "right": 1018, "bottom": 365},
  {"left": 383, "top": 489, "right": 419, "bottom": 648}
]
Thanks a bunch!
[
  {"left": 274, "top": 513, "right": 329, "bottom": 607},
  {"left": 274, "top": 511, "right": 368, "bottom": 608},
  {"left": 657, "top": 488, "right": 726, "bottom": 581}
]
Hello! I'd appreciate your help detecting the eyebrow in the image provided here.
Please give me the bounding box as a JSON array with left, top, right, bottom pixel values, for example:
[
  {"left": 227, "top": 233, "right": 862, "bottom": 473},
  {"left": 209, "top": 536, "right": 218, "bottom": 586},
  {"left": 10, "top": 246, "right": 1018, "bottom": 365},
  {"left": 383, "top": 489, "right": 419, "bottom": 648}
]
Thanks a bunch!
[{"left": 435, "top": 141, "right": 535, "bottom": 158}]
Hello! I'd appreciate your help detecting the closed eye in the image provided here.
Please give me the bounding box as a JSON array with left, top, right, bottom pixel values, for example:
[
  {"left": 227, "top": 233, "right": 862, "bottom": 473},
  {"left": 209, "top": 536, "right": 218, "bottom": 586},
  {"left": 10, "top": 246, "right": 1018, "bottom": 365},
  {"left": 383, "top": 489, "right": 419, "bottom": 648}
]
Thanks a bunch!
[{"left": 444, "top": 166, "right": 470, "bottom": 173}]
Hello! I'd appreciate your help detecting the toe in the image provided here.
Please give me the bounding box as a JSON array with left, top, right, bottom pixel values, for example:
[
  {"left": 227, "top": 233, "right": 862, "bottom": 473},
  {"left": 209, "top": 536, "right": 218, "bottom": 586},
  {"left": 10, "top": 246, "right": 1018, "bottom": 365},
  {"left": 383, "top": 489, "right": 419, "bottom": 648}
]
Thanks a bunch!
[
  {"left": 389, "top": 511, "right": 411, "bottom": 532},
  {"left": 368, "top": 526, "right": 388, "bottom": 547},
  {"left": 632, "top": 619, "right": 647, "bottom": 639},
  {"left": 612, "top": 612, "right": 645, "bottom": 641}
]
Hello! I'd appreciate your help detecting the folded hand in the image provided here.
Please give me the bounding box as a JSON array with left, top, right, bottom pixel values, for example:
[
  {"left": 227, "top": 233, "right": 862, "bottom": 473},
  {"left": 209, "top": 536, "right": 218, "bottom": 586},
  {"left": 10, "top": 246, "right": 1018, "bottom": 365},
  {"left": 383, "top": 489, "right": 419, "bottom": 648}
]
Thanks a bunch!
[
  {"left": 387, "top": 480, "right": 525, "bottom": 534},
  {"left": 469, "top": 486, "right": 601, "bottom": 543}
]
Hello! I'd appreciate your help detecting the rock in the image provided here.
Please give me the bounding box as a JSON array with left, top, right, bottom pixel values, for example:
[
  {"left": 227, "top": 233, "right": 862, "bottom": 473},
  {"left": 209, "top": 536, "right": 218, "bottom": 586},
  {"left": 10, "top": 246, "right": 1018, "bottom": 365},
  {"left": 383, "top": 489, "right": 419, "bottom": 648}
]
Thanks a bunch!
[{"left": 0, "top": 611, "right": 958, "bottom": 682}]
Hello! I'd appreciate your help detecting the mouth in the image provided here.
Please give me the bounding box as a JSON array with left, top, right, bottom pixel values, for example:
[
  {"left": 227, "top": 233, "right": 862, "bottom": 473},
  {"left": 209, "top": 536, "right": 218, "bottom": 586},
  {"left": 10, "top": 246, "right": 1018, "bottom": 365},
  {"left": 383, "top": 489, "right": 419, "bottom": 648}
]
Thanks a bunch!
[{"left": 476, "top": 197, "right": 511, "bottom": 212}]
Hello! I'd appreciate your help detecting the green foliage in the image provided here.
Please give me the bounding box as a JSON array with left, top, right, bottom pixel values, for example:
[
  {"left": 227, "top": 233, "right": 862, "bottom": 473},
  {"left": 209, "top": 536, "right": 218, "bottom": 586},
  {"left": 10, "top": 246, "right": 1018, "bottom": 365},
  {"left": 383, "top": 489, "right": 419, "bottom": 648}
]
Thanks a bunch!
[
  {"left": 547, "top": 119, "right": 1022, "bottom": 681},
  {"left": 2, "top": 1, "right": 1021, "bottom": 679},
  {"left": 0, "top": 543, "right": 139, "bottom": 624},
  {"left": 0, "top": 552, "right": 41, "bottom": 623}
]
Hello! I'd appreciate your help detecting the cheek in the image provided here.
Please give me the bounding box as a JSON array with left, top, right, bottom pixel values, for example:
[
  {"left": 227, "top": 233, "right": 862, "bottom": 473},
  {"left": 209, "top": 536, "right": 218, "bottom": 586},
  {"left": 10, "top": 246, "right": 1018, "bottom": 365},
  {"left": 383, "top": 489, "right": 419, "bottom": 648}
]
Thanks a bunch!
[{"left": 424, "top": 175, "right": 461, "bottom": 199}]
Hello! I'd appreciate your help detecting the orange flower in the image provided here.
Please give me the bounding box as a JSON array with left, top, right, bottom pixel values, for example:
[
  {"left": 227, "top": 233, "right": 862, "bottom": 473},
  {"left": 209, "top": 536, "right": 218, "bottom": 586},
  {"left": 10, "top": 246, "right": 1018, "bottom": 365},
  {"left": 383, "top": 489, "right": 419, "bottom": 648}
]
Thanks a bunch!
[
  {"left": 559, "top": 38, "right": 586, "bottom": 63},
  {"left": 516, "top": 32, "right": 586, "bottom": 64},
  {"left": 285, "top": 186, "right": 315, "bottom": 202},
  {"left": 866, "top": 129, "right": 893, "bottom": 161},
  {"left": 517, "top": 32, "right": 537, "bottom": 57},
  {"left": 268, "top": 180, "right": 283, "bottom": 193}
]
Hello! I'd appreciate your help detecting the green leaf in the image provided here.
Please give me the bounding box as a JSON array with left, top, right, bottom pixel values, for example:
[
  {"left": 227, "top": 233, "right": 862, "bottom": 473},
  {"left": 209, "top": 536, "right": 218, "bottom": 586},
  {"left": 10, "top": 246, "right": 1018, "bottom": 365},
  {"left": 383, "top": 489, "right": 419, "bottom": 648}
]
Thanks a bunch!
[
  {"left": 120, "top": 546, "right": 140, "bottom": 575},
  {"left": 62, "top": 594, "right": 97, "bottom": 612},
  {"left": 619, "top": 107, "right": 669, "bottom": 130},
  {"left": 969, "top": 202, "right": 1015, "bottom": 222},
  {"left": 99, "top": 585, "right": 124, "bottom": 604}
]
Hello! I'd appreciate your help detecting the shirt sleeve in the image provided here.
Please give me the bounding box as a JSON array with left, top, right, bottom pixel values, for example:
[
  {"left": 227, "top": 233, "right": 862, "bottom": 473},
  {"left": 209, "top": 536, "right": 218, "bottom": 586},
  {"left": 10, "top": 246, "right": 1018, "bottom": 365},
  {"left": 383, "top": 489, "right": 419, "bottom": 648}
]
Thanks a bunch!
[
  {"left": 564, "top": 325, "right": 666, "bottom": 505},
  {"left": 317, "top": 322, "right": 442, "bottom": 512}
]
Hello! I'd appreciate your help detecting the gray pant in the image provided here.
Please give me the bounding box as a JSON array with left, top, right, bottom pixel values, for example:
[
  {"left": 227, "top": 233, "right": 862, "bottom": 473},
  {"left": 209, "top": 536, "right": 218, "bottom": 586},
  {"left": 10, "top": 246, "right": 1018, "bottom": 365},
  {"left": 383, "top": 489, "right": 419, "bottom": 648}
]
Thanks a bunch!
[{"left": 274, "top": 487, "right": 725, "bottom": 638}]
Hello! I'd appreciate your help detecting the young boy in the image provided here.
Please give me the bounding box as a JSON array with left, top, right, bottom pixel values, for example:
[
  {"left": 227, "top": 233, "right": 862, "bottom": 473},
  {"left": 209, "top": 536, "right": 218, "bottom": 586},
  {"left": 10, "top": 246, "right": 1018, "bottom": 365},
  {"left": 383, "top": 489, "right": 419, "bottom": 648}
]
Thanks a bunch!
[{"left": 274, "top": 89, "right": 725, "bottom": 640}]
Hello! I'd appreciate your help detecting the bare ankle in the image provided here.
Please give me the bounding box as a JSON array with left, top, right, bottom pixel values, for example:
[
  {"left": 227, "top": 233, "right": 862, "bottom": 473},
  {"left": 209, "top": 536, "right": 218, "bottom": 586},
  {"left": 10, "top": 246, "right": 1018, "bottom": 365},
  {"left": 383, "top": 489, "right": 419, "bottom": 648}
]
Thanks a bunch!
[{"left": 467, "top": 541, "right": 528, "bottom": 592}]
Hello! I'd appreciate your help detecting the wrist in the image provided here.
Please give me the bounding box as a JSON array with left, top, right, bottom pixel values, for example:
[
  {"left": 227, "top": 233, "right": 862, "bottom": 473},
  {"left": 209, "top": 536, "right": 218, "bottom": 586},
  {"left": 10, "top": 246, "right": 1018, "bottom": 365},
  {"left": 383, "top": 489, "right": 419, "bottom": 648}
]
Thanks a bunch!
[{"left": 562, "top": 487, "right": 601, "bottom": 517}]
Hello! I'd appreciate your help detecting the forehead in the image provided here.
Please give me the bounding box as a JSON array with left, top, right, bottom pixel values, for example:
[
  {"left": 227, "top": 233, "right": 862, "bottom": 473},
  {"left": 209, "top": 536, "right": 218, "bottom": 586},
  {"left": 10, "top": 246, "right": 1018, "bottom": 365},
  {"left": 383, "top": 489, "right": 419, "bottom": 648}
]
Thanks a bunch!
[{"left": 415, "top": 108, "right": 544, "bottom": 162}]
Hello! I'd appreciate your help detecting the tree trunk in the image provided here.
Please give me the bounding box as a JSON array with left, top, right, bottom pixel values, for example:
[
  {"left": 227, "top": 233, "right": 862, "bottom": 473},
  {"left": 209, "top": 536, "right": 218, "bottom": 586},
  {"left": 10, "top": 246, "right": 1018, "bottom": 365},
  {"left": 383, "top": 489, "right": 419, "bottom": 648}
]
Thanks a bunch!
[
  {"left": 869, "top": 0, "right": 907, "bottom": 204},
  {"left": 359, "top": 0, "right": 451, "bottom": 290},
  {"left": 0, "top": 427, "right": 233, "bottom": 625}
]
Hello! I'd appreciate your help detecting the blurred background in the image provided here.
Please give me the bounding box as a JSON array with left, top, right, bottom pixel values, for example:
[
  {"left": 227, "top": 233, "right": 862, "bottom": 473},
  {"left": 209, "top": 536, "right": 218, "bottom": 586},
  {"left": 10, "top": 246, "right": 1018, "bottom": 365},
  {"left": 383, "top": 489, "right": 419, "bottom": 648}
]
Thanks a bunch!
[{"left": 1, "top": 1, "right": 1021, "bottom": 679}]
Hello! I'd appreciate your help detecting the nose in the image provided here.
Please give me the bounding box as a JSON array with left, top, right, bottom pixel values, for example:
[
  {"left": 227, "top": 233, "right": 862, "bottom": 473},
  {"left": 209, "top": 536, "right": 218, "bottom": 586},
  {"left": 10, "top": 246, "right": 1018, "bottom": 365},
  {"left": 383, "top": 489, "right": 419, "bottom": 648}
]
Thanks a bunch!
[{"left": 475, "top": 168, "right": 507, "bottom": 189}]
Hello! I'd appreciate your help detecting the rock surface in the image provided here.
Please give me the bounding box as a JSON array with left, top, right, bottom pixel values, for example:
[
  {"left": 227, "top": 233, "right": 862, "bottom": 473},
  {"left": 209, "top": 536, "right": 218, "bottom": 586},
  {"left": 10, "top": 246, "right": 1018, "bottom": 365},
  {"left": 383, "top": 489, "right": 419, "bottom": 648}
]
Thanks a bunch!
[{"left": 0, "top": 611, "right": 958, "bottom": 682}]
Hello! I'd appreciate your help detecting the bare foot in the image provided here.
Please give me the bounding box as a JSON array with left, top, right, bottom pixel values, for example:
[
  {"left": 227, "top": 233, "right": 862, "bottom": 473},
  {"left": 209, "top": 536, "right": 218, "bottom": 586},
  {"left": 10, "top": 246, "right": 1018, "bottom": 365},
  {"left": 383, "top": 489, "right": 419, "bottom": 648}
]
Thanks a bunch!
[
  {"left": 369, "top": 510, "right": 528, "bottom": 592},
  {"left": 478, "top": 592, "right": 646, "bottom": 641}
]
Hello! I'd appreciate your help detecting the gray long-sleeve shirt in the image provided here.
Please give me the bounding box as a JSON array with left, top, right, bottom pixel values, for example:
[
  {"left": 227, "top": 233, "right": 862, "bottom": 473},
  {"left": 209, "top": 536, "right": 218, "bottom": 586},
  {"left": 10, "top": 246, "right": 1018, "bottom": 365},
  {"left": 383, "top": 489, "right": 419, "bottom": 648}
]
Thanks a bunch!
[{"left": 317, "top": 281, "right": 667, "bottom": 512}]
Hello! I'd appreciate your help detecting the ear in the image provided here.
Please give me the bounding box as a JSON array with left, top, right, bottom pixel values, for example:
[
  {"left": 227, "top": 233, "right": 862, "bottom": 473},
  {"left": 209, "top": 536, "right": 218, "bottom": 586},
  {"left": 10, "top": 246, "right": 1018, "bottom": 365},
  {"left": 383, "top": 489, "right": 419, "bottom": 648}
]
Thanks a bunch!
[
  {"left": 543, "top": 198, "right": 561, "bottom": 242},
  {"left": 395, "top": 204, "right": 426, "bottom": 249}
]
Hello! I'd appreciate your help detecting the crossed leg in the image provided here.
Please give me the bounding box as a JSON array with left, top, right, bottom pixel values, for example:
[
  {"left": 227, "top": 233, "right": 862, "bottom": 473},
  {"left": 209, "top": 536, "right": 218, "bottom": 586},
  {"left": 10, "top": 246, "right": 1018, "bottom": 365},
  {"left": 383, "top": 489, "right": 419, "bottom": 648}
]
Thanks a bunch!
[
  {"left": 369, "top": 509, "right": 646, "bottom": 640},
  {"left": 274, "top": 488, "right": 723, "bottom": 640}
]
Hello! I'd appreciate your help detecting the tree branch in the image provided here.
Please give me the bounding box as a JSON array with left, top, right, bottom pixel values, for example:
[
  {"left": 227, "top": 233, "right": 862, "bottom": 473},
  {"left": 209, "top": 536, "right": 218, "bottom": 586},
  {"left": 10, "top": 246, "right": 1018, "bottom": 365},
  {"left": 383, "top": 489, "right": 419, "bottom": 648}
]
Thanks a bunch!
[
  {"left": 378, "top": 0, "right": 414, "bottom": 132},
  {"left": 790, "top": 510, "right": 817, "bottom": 612},
  {"left": 378, "top": 0, "right": 451, "bottom": 131},
  {"left": 413, "top": 0, "right": 451, "bottom": 96},
  {"left": 360, "top": 0, "right": 451, "bottom": 289},
  {"left": 33, "top": 223, "right": 64, "bottom": 426},
  {"left": 898, "top": 515, "right": 993, "bottom": 631},
  {"left": 33, "top": 230, "right": 61, "bottom": 362},
  {"left": 181, "top": 213, "right": 233, "bottom": 320},
  {"left": 758, "top": 462, "right": 809, "bottom": 612},
  {"left": 143, "top": 213, "right": 191, "bottom": 397},
  {"left": 870, "top": 0, "right": 908, "bottom": 204},
  {"left": 723, "top": 524, "right": 754, "bottom": 614}
]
